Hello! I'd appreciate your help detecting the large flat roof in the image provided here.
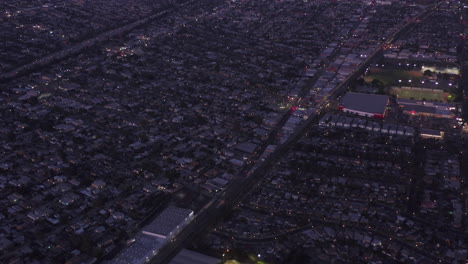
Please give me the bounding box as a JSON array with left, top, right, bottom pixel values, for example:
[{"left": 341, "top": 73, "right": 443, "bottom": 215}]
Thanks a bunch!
[
  {"left": 109, "top": 206, "right": 194, "bottom": 264},
  {"left": 169, "top": 249, "right": 220, "bottom": 264},
  {"left": 111, "top": 233, "right": 166, "bottom": 264},
  {"left": 341, "top": 92, "right": 389, "bottom": 114},
  {"left": 143, "top": 206, "right": 193, "bottom": 237}
]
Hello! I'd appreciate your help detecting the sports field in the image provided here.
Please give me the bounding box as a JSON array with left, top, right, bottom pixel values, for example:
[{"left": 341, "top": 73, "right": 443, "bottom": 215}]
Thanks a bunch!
[
  {"left": 364, "top": 68, "right": 423, "bottom": 86},
  {"left": 391, "top": 87, "right": 448, "bottom": 102}
]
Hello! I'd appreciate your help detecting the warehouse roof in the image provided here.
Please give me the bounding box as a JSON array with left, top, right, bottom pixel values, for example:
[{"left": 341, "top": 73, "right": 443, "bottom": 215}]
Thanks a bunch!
[
  {"left": 109, "top": 206, "right": 194, "bottom": 264},
  {"left": 111, "top": 233, "right": 166, "bottom": 264},
  {"left": 143, "top": 206, "right": 193, "bottom": 237},
  {"left": 169, "top": 249, "right": 220, "bottom": 264},
  {"left": 341, "top": 92, "right": 389, "bottom": 114}
]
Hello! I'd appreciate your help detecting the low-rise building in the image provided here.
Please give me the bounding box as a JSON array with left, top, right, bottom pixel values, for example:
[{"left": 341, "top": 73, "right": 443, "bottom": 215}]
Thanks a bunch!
[{"left": 339, "top": 92, "right": 389, "bottom": 118}]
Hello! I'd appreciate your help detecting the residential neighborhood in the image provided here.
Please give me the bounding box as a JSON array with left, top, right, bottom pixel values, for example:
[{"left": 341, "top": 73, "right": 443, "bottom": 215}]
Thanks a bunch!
[{"left": 0, "top": 0, "right": 466, "bottom": 263}]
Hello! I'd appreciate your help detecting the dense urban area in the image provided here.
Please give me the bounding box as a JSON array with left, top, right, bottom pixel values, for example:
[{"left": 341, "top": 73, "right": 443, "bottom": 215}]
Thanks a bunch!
[{"left": 0, "top": 0, "right": 467, "bottom": 264}]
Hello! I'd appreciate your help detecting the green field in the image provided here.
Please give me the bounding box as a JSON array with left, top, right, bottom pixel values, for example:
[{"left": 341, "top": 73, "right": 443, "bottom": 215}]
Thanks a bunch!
[
  {"left": 392, "top": 88, "right": 448, "bottom": 102},
  {"left": 364, "top": 68, "right": 423, "bottom": 86}
]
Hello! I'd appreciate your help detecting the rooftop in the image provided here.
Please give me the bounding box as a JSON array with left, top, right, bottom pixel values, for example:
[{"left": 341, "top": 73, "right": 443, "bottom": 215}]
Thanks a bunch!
[
  {"left": 143, "top": 206, "right": 193, "bottom": 237},
  {"left": 341, "top": 92, "right": 389, "bottom": 114},
  {"left": 169, "top": 249, "right": 220, "bottom": 264},
  {"left": 111, "top": 233, "right": 166, "bottom": 264}
]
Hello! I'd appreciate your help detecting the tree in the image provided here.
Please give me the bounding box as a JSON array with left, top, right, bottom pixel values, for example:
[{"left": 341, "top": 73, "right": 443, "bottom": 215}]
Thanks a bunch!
[
  {"left": 423, "top": 69, "right": 433, "bottom": 76},
  {"left": 441, "top": 73, "right": 450, "bottom": 80},
  {"left": 447, "top": 94, "right": 455, "bottom": 102},
  {"left": 371, "top": 78, "right": 384, "bottom": 88},
  {"left": 356, "top": 77, "right": 365, "bottom": 85}
]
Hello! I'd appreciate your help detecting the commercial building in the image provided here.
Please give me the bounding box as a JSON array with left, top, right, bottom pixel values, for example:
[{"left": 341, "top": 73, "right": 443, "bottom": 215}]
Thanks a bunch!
[
  {"left": 110, "top": 207, "right": 194, "bottom": 264},
  {"left": 169, "top": 249, "right": 220, "bottom": 264},
  {"left": 398, "top": 98, "right": 455, "bottom": 118},
  {"left": 142, "top": 206, "right": 194, "bottom": 240},
  {"left": 339, "top": 92, "right": 389, "bottom": 118}
]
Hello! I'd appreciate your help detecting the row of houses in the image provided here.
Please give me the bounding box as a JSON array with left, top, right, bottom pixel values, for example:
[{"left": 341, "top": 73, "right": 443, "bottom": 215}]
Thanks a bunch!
[{"left": 319, "top": 113, "right": 415, "bottom": 137}]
